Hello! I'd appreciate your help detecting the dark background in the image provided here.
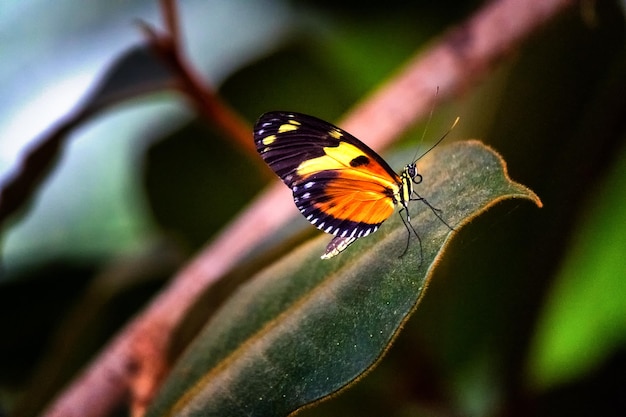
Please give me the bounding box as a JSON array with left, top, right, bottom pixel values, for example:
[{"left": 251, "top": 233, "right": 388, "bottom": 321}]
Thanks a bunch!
[{"left": 0, "top": 1, "right": 624, "bottom": 416}]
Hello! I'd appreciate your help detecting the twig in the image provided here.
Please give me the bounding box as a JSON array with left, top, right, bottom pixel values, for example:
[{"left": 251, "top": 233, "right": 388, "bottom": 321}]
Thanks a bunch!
[
  {"left": 40, "top": 0, "right": 575, "bottom": 416},
  {"left": 139, "top": 0, "right": 263, "bottom": 165},
  {"left": 160, "top": 0, "right": 181, "bottom": 51}
]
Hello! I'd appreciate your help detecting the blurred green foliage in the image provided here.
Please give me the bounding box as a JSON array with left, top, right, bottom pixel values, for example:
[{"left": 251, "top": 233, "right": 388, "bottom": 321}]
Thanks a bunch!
[{"left": 0, "top": 0, "right": 624, "bottom": 416}]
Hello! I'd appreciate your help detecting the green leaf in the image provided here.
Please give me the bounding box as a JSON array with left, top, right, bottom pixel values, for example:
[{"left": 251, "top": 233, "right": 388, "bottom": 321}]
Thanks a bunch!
[
  {"left": 146, "top": 140, "right": 541, "bottom": 417},
  {"left": 526, "top": 141, "right": 626, "bottom": 390}
]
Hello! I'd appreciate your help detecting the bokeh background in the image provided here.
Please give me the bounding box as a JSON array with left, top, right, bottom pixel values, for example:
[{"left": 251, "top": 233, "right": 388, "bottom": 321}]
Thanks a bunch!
[{"left": 1, "top": 1, "right": 625, "bottom": 416}]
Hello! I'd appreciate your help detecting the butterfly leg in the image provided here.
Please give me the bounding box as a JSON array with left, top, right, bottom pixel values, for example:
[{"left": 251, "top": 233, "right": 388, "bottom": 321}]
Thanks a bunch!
[
  {"left": 398, "top": 205, "right": 423, "bottom": 263},
  {"left": 411, "top": 192, "right": 454, "bottom": 231}
]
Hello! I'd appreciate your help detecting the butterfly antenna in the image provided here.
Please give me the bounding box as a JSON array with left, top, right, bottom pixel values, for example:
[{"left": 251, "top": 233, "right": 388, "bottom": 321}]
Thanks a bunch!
[
  {"left": 413, "top": 116, "right": 460, "bottom": 163},
  {"left": 410, "top": 87, "right": 439, "bottom": 163}
]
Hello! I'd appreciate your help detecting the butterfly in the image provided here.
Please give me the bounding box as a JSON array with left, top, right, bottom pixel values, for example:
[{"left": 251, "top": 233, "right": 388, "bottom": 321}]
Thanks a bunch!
[{"left": 253, "top": 111, "right": 453, "bottom": 259}]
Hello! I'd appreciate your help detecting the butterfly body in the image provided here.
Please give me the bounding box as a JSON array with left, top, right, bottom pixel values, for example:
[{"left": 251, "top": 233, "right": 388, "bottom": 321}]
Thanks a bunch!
[{"left": 254, "top": 111, "right": 421, "bottom": 259}]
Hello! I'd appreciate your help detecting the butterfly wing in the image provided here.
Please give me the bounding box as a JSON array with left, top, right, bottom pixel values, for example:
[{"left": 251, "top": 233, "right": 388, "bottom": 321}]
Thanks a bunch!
[{"left": 254, "top": 111, "right": 402, "bottom": 240}]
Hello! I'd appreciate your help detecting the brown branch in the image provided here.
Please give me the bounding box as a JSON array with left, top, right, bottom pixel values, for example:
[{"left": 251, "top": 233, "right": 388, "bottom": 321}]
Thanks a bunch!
[
  {"left": 40, "top": 0, "right": 575, "bottom": 416},
  {"left": 160, "top": 0, "right": 181, "bottom": 51},
  {"left": 139, "top": 1, "right": 265, "bottom": 168}
]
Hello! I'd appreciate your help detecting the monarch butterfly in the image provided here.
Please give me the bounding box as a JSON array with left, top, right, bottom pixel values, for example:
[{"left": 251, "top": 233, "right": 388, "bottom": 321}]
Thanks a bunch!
[{"left": 254, "top": 111, "right": 454, "bottom": 259}]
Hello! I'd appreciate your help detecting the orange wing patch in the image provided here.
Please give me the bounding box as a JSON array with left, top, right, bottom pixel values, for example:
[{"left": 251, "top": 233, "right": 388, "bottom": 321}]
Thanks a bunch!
[{"left": 314, "top": 175, "right": 397, "bottom": 225}]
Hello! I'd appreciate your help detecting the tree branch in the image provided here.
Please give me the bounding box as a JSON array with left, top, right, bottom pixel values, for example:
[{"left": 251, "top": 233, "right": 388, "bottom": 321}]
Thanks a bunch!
[
  {"left": 40, "top": 0, "right": 575, "bottom": 416},
  {"left": 140, "top": 0, "right": 263, "bottom": 165}
]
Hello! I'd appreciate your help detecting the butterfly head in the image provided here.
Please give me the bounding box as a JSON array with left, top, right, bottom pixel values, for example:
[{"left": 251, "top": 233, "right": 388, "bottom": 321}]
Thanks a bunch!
[{"left": 405, "top": 162, "right": 422, "bottom": 185}]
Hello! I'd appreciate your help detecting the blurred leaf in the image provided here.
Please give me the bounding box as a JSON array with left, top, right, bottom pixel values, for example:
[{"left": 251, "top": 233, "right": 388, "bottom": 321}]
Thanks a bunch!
[
  {"left": 0, "top": 42, "right": 180, "bottom": 279},
  {"left": 83, "top": 44, "right": 175, "bottom": 113},
  {"left": 526, "top": 140, "right": 626, "bottom": 391},
  {"left": 145, "top": 140, "right": 541, "bottom": 417},
  {"left": 143, "top": 120, "right": 269, "bottom": 249},
  {"left": 0, "top": 41, "right": 175, "bottom": 226}
]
